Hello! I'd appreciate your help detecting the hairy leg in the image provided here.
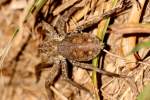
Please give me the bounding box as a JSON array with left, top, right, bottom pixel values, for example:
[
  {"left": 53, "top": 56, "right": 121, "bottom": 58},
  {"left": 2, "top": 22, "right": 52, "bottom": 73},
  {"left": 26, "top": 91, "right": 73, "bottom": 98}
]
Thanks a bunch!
[
  {"left": 69, "top": 60, "right": 127, "bottom": 78},
  {"left": 55, "top": 6, "right": 82, "bottom": 36},
  {"left": 35, "top": 63, "right": 53, "bottom": 82},
  {"left": 60, "top": 59, "right": 94, "bottom": 97},
  {"left": 45, "top": 63, "right": 61, "bottom": 100},
  {"left": 35, "top": 61, "right": 61, "bottom": 100}
]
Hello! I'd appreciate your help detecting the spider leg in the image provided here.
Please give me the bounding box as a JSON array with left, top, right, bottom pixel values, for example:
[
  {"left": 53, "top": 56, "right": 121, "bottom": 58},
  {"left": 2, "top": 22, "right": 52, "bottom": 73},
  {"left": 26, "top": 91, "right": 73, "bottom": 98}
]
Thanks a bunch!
[
  {"left": 39, "top": 21, "right": 61, "bottom": 40},
  {"left": 69, "top": 60, "right": 127, "bottom": 78},
  {"left": 35, "top": 63, "right": 53, "bottom": 82},
  {"left": 55, "top": 7, "right": 82, "bottom": 36},
  {"left": 35, "top": 60, "right": 61, "bottom": 100},
  {"left": 60, "top": 59, "right": 93, "bottom": 97},
  {"left": 45, "top": 62, "right": 61, "bottom": 100}
]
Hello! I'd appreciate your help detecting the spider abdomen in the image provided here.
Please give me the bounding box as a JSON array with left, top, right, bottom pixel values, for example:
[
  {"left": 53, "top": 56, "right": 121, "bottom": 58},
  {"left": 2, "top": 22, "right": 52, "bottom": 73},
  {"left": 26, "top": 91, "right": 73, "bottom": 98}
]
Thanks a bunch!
[{"left": 58, "top": 34, "right": 103, "bottom": 61}]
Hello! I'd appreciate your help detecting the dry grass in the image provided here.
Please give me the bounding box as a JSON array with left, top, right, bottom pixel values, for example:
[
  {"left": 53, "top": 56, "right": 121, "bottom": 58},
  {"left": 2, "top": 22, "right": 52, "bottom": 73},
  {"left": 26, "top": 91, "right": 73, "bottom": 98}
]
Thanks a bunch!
[{"left": 0, "top": 0, "right": 150, "bottom": 100}]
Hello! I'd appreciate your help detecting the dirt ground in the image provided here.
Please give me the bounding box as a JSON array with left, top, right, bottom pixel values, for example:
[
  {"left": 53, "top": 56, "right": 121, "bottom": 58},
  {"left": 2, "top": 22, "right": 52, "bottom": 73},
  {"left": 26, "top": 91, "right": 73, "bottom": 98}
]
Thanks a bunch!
[{"left": 0, "top": 0, "right": 150, "bottom": 100}]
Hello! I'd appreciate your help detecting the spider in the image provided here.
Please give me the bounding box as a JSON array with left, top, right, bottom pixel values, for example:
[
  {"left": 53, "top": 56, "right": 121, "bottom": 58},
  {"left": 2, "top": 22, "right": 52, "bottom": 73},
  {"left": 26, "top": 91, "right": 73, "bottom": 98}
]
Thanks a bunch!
[{"left": 35, "top": 5, "right": 129, "bottom": 99}]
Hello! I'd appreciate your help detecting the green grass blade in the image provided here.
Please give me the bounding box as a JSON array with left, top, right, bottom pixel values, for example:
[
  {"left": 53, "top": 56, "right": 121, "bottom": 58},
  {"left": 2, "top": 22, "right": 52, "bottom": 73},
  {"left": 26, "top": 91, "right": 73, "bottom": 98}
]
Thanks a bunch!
[
  {"left": 23, "top": 0, "right": 47, "bottom": 22},
  {"left": 0, "top": 28, "right": 19, "bottom": 67},
  {"left": 92, "top": 0, "right": 118, "bottom": 100},
  {"left": 128, "top": 41, "right": 150, "bottom": 55},
  {"left": 137, "top": 84, "right": 150, "bottom": 100},
  {"left": 34, "top": 0, "right": 47, "bottom": 14},
  {"left": 0, "top": 28, "right": 19, "bottom": 85}
]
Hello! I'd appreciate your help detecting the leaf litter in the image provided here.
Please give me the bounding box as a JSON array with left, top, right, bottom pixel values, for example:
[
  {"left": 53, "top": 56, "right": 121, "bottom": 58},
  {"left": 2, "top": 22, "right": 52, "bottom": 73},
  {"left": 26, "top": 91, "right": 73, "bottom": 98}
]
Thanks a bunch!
[{"left": 0, "top": 0, "right": 150, "bottom": 100}]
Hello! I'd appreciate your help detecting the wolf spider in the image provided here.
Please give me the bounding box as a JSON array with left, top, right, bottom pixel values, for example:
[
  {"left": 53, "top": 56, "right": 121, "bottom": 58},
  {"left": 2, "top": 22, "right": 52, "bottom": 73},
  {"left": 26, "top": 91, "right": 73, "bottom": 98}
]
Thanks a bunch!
[{"left": 35, "top": 5, "right": 129, "bottom": 99}]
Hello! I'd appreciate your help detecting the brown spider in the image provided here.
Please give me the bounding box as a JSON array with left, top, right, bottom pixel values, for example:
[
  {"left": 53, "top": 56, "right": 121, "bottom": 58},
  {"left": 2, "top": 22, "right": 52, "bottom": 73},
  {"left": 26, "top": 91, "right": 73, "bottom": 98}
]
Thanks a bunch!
[{"left": 35, "top": 5, "right": 129, "bottom": 99}]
